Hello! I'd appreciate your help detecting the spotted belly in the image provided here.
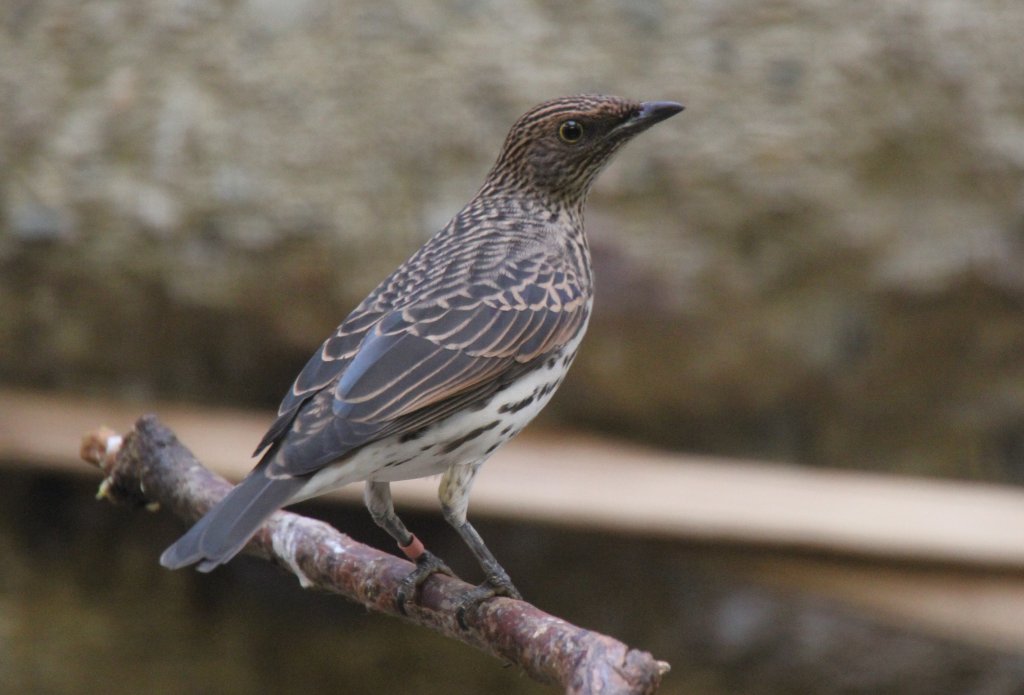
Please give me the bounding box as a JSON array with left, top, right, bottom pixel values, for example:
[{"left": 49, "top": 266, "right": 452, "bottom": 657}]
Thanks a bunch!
[{"left": 293, "top": 318, "right": 587, "bottom": 502}]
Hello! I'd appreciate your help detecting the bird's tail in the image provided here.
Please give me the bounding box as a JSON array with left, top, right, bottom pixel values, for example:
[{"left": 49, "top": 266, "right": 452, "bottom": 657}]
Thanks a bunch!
[{"left": 159, "top": 467, "right": 306, "bottom": 572}]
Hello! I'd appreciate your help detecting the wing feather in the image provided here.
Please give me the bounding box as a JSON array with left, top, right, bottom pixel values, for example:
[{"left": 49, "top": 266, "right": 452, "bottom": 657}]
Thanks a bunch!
[{"left": 259, "top": 251, "right": 591, "bottom": 477}]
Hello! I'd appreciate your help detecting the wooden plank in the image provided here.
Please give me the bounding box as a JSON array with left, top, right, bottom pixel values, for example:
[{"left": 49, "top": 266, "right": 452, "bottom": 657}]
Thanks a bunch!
[{"left": 3, "top": 388, "right": 1024, "bottom": 569}]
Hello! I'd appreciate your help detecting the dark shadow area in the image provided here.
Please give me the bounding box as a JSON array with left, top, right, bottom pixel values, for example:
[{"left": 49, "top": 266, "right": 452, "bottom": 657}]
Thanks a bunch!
[{"left": 2, "top": 465, "right": 1022, "bottom": 695}]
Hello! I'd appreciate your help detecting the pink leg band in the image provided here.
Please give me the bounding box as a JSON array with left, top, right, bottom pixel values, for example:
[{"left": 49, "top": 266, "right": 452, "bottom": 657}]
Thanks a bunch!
[{"left": 400, "top": 534, "right": 425, "bottom": 561}]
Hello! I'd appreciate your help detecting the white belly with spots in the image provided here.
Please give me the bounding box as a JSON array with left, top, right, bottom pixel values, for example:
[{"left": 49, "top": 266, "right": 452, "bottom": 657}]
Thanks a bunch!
[{"left": 293, "top": 312, "right": 589, "bottom": 502}]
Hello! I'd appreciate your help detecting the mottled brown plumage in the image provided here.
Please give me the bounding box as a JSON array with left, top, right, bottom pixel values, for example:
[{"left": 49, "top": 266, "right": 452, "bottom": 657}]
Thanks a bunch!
[{"left": 161, "top": 95, "right": 683, "bottom": 614}]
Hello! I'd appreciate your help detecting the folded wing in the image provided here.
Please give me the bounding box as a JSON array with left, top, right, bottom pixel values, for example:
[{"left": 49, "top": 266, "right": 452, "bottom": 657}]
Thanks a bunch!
[{"left": 259, "top": 255, "right": 590, "bottom": 478}]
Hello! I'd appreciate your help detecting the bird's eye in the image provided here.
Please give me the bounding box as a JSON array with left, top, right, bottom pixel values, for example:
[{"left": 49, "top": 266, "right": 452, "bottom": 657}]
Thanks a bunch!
[{"left": 558, "top": 120, "right": 584, "bottom": 143}]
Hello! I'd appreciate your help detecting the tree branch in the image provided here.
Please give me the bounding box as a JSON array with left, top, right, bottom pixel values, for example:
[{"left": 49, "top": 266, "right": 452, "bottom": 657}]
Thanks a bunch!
[{"left": 80, "top": 414, "right": 670, "bottom": 694}]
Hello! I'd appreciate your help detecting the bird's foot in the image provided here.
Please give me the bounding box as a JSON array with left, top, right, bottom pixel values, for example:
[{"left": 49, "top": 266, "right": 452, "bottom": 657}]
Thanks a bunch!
[
  {"left": 396, "top": 551, "right": 453, "bottom": 615},
  {"left": 455, "top": 569, "right": 522, "bottom": 630}
]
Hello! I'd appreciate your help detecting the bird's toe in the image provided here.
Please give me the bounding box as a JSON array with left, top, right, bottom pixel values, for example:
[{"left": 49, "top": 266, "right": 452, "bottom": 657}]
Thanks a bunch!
[
  {"left": 396, "top": 551, "right": 454, "bottom": 615},
  {"left": 454, "top": 572, "right": 522, "bottom": 630}
]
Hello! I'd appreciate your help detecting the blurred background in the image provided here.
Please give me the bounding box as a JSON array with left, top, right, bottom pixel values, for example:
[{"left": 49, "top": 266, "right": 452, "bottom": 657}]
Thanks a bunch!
[{"left": 2, "top": 0, "right": 1024, "bottom": 693}]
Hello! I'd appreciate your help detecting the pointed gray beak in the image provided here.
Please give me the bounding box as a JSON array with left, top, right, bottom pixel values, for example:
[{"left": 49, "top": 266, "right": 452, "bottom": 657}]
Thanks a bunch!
[
  {"left": 637, "top": 101, "right": 685, "bottom": 123},
  {"left": 614, "top": 100, "right": 685, "bottom": 136}
]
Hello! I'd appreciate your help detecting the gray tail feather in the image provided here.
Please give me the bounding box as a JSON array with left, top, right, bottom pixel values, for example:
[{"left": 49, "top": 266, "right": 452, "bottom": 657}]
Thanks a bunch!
[{"left": 159, "top": 468, "right": 307, "bottom": 572}]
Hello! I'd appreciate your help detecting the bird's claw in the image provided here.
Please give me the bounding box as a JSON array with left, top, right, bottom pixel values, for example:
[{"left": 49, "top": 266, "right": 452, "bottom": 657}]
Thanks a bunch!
[
  {"left": 396, "top": 551, "right": 453, "bottom": 615},
  {"left": 455, "top": 571, "right": 522, "bottom": 630}
]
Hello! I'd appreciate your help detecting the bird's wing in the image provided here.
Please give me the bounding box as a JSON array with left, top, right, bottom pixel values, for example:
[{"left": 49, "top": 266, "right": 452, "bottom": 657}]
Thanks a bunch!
[
  {"left": 252, "top": 306, "right": 385, "bottom": 455},
  {"left": 263, "top": 256, "right": 590, "bottom": 477}
]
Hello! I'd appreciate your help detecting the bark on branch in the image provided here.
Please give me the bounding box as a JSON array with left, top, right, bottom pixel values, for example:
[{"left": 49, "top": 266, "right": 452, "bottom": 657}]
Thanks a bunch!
[{"left": 80, "top": 414, "right": 670, "bottom": 695}]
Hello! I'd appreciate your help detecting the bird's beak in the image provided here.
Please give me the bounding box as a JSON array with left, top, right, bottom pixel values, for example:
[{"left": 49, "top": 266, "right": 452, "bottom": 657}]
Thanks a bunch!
[
  {"left": 615, "top": 101, "right": 685, "bottom": 135},
  {"left": 638, "top": 101, "right": 685, "bottom": 123}
]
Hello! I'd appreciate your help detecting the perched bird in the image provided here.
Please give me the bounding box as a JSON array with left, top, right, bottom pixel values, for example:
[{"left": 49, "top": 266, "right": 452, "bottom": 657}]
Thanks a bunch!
[{"left": 161, "top": 95, "right": 683, "bottom": 614}]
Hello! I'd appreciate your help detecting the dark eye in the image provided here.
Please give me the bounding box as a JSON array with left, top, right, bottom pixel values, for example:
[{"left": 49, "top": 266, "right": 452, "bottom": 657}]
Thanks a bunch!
[{"left": 558, "top": 120, "right": 584, "bottom": 143}]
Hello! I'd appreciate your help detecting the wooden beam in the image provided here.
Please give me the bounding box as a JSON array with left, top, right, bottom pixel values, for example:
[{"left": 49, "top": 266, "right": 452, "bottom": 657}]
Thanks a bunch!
[{"left": 3, "top": 388, "right": 1024, "bottom": 570}]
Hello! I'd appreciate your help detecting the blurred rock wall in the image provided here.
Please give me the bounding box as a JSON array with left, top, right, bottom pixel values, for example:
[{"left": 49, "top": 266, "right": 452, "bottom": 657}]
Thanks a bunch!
[{"left": 2, "top": 0, "right": 1023, "bottom": 479}]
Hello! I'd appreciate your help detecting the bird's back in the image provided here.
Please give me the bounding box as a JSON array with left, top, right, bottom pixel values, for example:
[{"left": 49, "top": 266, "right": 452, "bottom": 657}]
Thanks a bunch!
[{"left": 256, "top": 193, "right": 592, "bottom": 480}]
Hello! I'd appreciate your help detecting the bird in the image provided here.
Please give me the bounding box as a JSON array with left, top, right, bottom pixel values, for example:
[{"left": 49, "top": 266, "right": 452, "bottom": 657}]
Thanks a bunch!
[{"left": 160, "top": 94, "right": 684, "bottom": 616}]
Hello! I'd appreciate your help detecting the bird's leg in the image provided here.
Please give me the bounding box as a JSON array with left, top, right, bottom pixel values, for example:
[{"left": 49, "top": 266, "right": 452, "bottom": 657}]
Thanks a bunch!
[
  {"left": 439, "top": 464, "right": 522, "bottom": 629},
  {"left": 364, "top": 481, "right": 452, "bottom": 614}
]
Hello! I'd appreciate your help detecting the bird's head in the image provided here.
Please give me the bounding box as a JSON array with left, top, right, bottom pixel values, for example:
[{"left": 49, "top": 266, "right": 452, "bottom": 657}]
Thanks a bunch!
[{"left": 483, "top": 94, "right": 684, "bottom": 210}]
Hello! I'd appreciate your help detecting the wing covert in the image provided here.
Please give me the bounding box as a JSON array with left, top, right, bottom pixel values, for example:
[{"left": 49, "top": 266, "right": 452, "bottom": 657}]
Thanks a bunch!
[{"left": 262, "top": 252, "right": 591, "bottom": 476}]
